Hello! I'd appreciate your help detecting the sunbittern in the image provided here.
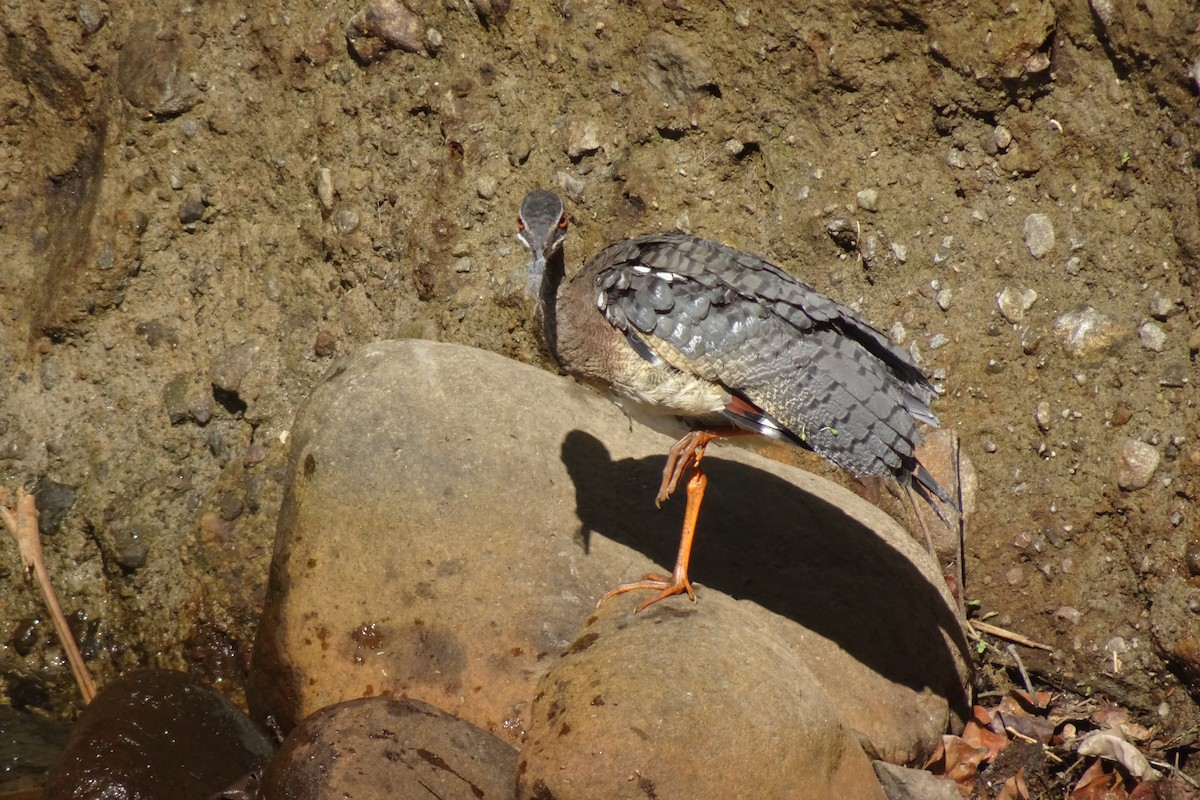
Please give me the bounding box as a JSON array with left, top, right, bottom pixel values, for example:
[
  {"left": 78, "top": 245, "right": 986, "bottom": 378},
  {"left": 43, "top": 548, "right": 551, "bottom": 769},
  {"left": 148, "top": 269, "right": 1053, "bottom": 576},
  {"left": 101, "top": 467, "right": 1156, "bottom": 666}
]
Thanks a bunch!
[{"left": 516, "top": 189, "right": 952, "bottom": 612}]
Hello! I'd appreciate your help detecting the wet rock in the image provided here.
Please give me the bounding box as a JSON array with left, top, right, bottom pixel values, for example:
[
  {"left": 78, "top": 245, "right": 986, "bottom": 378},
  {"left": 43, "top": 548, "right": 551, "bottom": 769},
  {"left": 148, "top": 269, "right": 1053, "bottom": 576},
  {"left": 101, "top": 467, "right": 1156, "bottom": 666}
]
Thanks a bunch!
[
  {"left": 1022, "top": 213, "right": 1055, "bottom": 258},
  {"left": 260, "top": 697, "right": 515, "bottom": 800},
  {"left": 872, "top": 761, "right": 961, "bottom": 800},
  {"left": 112, "top": 525, "right": 148, "bottom": 571},
  {"left": 641, "top": 31, "right": 717, "bottom": 106},
  {"left": 1139, "top": 322, "right": 1166, "bottom": 352},
  {"left": 248, "top": 341, "right": 970, "bottom": 768},
  {"left": 0, "top": 706, "right": 71, "bottom": 787},
  {"left": 117, "top": 20, "right": 200, "bottom": 118},
  {"left": 346, "top": 0, "right": 427, "bottom": 63},
  {"left": 1116, "top": 438, "right": 1159, "bottom": 491},
  {"left": 1052, "top": 305, "right": 1127, "bottom": 360},
  {"left": 996, "top": 287, "right": 1037, "bottom": 323},
  {"left": 519, "top": 595, "right": 887, "bottom": 800},
  {"left": 46, "top": 669, "right": 273, "bottom": 800},
  {"left": 33, "top": 479, "right": 77, "bottom": 535}
]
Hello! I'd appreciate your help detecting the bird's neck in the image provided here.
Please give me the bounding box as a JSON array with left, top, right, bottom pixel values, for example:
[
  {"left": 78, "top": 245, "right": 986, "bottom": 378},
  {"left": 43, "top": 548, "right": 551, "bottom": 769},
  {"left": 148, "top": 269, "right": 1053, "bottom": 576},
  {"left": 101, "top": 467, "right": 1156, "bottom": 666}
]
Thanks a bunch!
[{"left": 535, "top": 249, "right": 565, "bottom": 365}]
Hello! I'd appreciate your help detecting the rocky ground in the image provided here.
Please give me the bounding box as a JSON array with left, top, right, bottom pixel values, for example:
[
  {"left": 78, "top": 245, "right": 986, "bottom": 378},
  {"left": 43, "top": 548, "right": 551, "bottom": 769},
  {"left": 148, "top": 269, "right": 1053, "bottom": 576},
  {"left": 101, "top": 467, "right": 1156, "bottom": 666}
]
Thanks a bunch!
[{"left": 1, "top": 0, "right": 1198, "bottom": 791}]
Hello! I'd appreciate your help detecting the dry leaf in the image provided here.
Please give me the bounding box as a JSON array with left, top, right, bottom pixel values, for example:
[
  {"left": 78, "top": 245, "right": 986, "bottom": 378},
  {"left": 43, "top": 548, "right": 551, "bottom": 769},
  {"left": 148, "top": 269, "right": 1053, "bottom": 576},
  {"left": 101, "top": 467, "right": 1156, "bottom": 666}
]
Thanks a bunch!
[
  {"left": 961, "top": 719, "right": 1009, "bottom": 760},
  {"left": 927, "top": 734, "right": 989, "bottom": 792},
  {"left": 1076, "top": 731, "right": 1160, "bottom": 780},
  {"left": 997, "top": 767, "right": 1030, "bottom": 800},
  {"left": 1071, "top": 758, "right": 1128, "bottom": 800}
]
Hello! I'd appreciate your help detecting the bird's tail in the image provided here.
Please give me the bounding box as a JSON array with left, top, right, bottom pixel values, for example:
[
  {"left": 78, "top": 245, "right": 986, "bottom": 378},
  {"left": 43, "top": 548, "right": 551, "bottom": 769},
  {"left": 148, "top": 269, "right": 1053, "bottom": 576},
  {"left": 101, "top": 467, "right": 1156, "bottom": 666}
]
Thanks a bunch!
[{"left": 909, "top": 463, "right": 961, "bottom": 524}]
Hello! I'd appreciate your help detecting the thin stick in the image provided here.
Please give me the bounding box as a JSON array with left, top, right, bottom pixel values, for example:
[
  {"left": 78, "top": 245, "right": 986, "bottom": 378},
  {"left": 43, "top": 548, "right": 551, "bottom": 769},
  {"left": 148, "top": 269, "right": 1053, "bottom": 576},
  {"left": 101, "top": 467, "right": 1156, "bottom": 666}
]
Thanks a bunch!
[
  {"left": 1, "top": 488, "right": 96, "bottom": 704},
  {"left": 970, "top": 620, "right": 1053, "bottom": 652},
  {"left": 1006, "top": 644, "right": 1039, "bottom": 707}
]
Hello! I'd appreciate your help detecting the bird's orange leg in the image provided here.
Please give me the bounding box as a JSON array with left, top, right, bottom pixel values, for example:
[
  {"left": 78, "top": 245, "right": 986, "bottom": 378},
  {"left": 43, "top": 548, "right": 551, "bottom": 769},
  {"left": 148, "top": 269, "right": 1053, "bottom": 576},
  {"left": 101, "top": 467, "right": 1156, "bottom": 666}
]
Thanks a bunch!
[
  {"left": 600, "top": 460, "right": 709, "bottom": 611},
  {"left": 601, "top": 426, "right": 759, "bottom": 612}
]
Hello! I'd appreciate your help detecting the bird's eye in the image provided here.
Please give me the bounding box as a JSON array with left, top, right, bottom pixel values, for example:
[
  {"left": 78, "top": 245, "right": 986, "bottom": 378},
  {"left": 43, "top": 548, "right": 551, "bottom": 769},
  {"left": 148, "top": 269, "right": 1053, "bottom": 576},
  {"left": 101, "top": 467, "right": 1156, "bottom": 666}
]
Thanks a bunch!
[
  {"left": 557, "top": 214, "right": 568, "bottom": 230},
  {"left": 516, "top": 216, "right": 525, "bottom": 231}
]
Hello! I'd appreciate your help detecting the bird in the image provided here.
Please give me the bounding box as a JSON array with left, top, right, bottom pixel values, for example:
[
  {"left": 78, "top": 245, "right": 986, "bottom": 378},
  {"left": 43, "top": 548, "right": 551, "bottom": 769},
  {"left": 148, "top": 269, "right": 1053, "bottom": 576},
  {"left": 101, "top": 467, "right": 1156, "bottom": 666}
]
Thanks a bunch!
[{"left": 516, "top": 188, "right": 953, "bottom": 612}]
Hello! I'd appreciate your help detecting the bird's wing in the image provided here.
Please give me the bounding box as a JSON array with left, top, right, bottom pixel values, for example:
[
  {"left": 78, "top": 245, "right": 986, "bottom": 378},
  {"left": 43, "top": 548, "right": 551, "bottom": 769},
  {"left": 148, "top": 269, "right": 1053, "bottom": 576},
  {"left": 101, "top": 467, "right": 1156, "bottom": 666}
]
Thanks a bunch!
[{"left": 591, "top": 233, "right": 937, "bottom": 480}]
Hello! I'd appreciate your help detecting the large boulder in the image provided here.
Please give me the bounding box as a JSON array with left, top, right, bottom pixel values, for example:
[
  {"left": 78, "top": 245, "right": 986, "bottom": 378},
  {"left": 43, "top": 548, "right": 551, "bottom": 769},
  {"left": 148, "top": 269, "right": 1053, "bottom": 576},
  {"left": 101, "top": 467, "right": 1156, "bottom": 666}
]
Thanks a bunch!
[{"left": 248, "top": 339, "right": 969, "bottom": 782}]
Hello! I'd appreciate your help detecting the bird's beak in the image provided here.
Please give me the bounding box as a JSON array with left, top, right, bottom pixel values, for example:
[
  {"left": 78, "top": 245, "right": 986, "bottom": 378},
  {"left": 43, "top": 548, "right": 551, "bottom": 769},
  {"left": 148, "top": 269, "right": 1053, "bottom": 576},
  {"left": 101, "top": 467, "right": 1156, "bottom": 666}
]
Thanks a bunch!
[{"left": 525, "top": 250, "right": 546, "bottom": 299}]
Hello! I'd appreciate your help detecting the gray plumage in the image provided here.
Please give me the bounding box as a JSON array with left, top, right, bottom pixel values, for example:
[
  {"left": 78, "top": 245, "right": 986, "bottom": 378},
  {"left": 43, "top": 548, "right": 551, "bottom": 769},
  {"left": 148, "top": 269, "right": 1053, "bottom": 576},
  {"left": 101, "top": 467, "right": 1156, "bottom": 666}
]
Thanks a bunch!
[{"left": 517, "top": 189, "right": 951, "bottom": 507}]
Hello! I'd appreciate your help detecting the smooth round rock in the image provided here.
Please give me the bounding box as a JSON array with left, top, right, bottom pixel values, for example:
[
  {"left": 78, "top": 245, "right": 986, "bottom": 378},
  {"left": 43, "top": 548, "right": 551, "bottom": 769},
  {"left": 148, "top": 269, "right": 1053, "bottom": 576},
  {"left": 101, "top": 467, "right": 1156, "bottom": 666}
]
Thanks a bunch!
[
  {"left": 45, "top": 669, "right": 273, "bottom": 800},
  {"left": 518, "top": 593, "right": 887, "bottom": 800},
  {"left": 261, "top": 697, "right": 515, "bottom": 800}
]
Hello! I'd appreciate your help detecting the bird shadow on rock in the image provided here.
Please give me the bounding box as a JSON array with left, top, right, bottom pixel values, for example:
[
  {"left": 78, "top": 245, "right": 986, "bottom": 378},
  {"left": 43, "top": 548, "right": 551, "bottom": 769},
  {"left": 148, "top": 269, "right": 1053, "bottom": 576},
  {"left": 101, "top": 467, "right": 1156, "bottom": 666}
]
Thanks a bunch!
[{"left": 561, "top": 429, "right": 970, "bottom": 715}]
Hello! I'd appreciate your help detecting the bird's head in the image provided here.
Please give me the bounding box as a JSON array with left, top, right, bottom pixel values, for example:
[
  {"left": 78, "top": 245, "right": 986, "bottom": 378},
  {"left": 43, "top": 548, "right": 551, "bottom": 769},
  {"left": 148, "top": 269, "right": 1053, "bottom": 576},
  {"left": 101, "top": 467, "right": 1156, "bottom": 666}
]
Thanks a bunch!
[{"left": 516, "top": 189, "right": 568, "bottom": 298}]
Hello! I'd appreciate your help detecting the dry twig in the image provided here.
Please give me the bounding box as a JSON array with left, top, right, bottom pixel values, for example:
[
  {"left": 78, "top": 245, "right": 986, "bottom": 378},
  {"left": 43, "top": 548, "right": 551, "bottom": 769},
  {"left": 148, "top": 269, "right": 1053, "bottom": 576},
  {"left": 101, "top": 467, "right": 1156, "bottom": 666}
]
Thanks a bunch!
[
  {"left": 1, "top": 487, "right": 96, "bottom": 703},
  {"left": 970, "top": 619, "right": 1053, "bottom": 652}
]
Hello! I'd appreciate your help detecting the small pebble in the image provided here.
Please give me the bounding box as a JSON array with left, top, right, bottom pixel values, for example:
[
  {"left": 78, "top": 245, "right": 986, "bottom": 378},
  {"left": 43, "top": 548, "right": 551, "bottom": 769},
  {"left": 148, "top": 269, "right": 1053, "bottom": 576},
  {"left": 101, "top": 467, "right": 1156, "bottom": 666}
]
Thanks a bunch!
[
  {"left": 928, "top": 333, "right": 949, "bottom": 350},
  {"left": 566, "top": 119, "right": 602, "bottom": 159},
  {"left": 825, "top": 218, "right": 857, "bottom": 250},
  {"left": 855, "top": 188, "right": 879, "bottom": 212},
  {"left": 336, "top": 210, "right": 360, "bottom": 235},
  {"left": 1053, "top": 305, "right": 1124, "bottom": 358},
  {"left": 1055, "top": 606, "right": 1082, "bottom": 625},
  {"left": 996, "top": 287, "right": 1037, "bottom": 323},
  {"left": 935, "top": 288, "right": 952, "bottom": 311},
  {"left": 453, "top": 257, "right": 471, "bottom": 273},
  {"left": 317, "top": 168, "right": 334, "bottom": 212},
  {"left": 178, "top": 196, "right": 205, "bottom": 225},
  {"left": 1023, "top": 213, "right": 1055, "bottom": 258},
  {"left": 77, "top": 1, "right": 106, "bottom": 35},
  {"left": 475, "top": 175, "right": 497, "bottom": 201},
  {"left": 733, "top": 7, "right": 751, "bottom": 26},
  {"left": 1115, "top": 438, "right": 1159, "bottom": 491},
  {"left": 993, "top": 125, "right": 1012, "bottom": 151},
  {"left": 1149, "top": 293, "right": 1179, "bottom": 320},
  {"left": 890, "top": 242, "right": 907, "bottom": 263},
  {"left": 1035, "top": 401, "right": 1052, "bottom": 432},
  {"left": 1138, "top": 322, "right": 1166, "bottom": 352},
  {"left": 314, "top": 331, "right": 337, "bottom": 358},
  {"left": 946, "top": 149, "right": 968, "bottom": 169},
  {"left": 1005, "top": 567, "right": 1024, "bottom": 586}
]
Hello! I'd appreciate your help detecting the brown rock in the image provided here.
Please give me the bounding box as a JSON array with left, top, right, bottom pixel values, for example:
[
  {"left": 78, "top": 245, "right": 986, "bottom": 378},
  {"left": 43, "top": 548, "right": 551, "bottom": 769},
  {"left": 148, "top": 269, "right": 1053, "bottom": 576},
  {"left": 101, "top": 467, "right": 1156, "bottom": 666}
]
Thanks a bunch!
[
  {"left": 519, "top": 593, "right": 887, "bottom": 800},
  {"left": 641, "top": 31, "right": 717, "bottom": 106},
  {"left": 117, "top": 20, "right": 200, "bottom": 118},
  {"left": 346, "top": 0, "right": 427, "bottom": 63},
  {"left": 248, "top": 340, "right": 970, "bottom": 766},
  {"left": 46, "top": 669, "right": 273, "bottom": 800},
  {"left": 260, "top": 697, "right": 516, "bottom": 800}
]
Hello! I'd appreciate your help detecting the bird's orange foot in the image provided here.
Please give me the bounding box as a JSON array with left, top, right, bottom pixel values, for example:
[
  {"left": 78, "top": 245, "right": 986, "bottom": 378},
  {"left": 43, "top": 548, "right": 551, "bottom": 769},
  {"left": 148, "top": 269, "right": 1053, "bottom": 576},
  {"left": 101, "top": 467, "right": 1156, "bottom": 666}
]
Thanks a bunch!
[{"left": 599, "top": 572, "right": 696, "bottom": 612}]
